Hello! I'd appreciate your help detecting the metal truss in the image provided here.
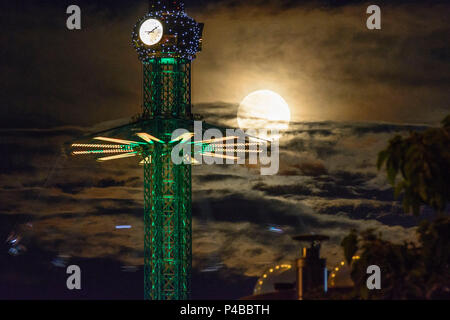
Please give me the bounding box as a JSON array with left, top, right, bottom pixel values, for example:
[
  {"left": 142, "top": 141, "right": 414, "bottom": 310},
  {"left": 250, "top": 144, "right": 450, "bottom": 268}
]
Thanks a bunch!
[
  {"left": 143, "top": 58, "right": 192, "bottom": 120},
  {"left": 71, "top": 58, "right": 267, "bottom": 301},
  {"left": 143, "top": 119, "right": 192, "bottom": 300},
  {"left": 142, "top": 57, "right": 192, "bottom": 300}
]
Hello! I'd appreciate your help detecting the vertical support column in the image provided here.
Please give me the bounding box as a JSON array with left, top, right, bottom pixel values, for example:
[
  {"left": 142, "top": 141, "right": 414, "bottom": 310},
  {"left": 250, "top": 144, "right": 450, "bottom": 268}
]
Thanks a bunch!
[
  {"left": 143, "top": 59, "right": 192, "bottom": 120},
  {"left": 143, "top": 59, "right": 163, "bottom": 118},
  {"left": 161, "top": 142, "right": 177, "bottom": 299},
  {"left": 180, "top": 61, "right": 192, "bottom": 118},
  {"left": 143, "top": 132, "right": 192, "bottom": 300},
  {"left": 177, "top": 156, "right": 192, "bottom": 298},
  {"left": 296, "top": 258, "right": 305, "bottom": 300},
  {"left": 144, "top": 145, "right": 163, "bottom": 300},
  {"left": 142, "top": 56, "right": 193, "bottom": 300},
  {"left": 295, "top": 245, "right": 327, "bottom": 300}
]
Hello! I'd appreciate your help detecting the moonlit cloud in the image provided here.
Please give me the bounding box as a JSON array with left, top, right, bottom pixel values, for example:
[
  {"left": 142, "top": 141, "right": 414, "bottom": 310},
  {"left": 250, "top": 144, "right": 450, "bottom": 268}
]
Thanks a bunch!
[
  {"left": 0, "top": 1, "right": 448, "bottom": 128},
  {"left": 0, "top": 117, "right": 434, "bottom": 284},
  {"left": 0, "top": 0, "right": 448, "bottom": 298}
]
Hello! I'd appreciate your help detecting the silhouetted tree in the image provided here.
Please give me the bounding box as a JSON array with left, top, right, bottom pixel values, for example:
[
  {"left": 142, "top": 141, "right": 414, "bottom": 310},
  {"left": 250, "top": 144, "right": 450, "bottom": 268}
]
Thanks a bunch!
[
  {"left": 341, "top": 115, "right": 450, "bottom": 299},
  {"left": 377, "top": 115, "right": 450, "bottom": 215},
  {"left": 342, "top": 218, "right": 449, "bottom": 299},
  {"left": 341, "top": 229, "right": 358, "bottom": 265}
]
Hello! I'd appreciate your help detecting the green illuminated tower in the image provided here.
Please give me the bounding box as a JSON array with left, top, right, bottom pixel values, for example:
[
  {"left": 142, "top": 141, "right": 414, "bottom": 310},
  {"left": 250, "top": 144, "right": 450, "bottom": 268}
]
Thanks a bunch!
[
  {"left": 70, "top": 0, "right": 265, "bottom": 300},
  {"left": 132, "top": 0, "right": 203, "bottom": 300}
]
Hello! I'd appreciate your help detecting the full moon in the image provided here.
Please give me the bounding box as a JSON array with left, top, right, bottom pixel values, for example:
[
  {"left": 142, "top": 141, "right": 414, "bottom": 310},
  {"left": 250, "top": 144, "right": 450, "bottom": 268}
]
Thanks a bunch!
[{"left": 237, "top": 90, "right": 291, "bottom": 140}]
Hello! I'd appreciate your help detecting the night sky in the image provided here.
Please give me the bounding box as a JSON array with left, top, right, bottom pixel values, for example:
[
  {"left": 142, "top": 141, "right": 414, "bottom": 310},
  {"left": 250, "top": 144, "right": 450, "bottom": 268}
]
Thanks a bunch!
[{"left": 0, "top": 0, "right": 449, "bottom": 299}]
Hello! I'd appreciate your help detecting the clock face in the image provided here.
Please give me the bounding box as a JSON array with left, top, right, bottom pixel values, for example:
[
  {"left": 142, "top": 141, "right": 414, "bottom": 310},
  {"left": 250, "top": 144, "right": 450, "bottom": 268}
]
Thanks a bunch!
[{"left": 139, "top": 19, "right": 163, "bottom": 46}]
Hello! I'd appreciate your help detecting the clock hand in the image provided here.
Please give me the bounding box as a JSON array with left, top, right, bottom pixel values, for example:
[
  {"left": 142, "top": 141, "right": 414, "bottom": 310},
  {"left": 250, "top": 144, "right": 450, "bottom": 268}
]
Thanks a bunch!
[{"left": 146, "top": 27, "right": 158, "bottom": 34}]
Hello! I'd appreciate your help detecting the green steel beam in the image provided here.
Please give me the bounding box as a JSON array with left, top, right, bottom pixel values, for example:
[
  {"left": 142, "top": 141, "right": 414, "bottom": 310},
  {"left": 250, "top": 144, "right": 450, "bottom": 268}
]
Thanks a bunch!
[{"left": 143, "top": 58, "right": 192, "bottom": 300}]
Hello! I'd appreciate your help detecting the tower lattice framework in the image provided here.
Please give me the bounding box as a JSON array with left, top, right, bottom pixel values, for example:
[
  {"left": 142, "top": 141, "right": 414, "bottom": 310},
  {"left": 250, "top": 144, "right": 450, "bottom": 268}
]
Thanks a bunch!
[
  {"left": 69, "top": 0, "right": 267, "bottom": 301},
  {"left": 142, "top": 58, "right": 193, "bottom": 299}
]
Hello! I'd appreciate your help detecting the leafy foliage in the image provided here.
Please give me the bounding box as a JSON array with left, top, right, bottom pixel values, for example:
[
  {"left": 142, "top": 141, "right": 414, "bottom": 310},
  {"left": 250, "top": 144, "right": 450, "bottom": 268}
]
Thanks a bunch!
[
  {"left": 377, "top": 115, "right": 450, "bottom": 215},
  {"left": 341, "top": 117, "right": 450, "bottom": 299},
  {"left": 342, "top": 217, "right": 450, "bottom": 299},
  {"left": 341, "top": 229, "right": 358, "bottom": 265}
]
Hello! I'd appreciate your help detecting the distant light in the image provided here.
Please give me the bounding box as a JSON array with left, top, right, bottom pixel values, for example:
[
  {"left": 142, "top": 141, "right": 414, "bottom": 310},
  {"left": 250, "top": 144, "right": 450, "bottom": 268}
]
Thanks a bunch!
[
  {"left": 122, "top": 266, "right": 138, "bottom": 272},
  {"left": 324, "top": 268, "right": 328, "bottom": 293},
  {"left": 51, "top": 258, "right": 67, "bottom": 268},
  {"left": 268, "top": 226, "right": 283, "bottom": 234},
  {"left": 116, "top": 225, "right": 132, "bottom": 229},
  {"left": 9, "top": 248, "right": 18, "bottom": 255},
  {"left": 200, "top": 266, "right": 221, "bottom": 273}
]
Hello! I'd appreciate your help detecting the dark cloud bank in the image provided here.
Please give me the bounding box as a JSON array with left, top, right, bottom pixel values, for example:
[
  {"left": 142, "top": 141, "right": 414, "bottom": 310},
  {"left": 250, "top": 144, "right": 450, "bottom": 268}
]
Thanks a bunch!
[
  {"left": 0, "top": 118, "right": 443, "bottom": 298},
  {"left": 1, "top": 1, "right": 449, "bottom": 128},
  {"left": 0, "top": 0, "right": 448, "bottom": 299}
]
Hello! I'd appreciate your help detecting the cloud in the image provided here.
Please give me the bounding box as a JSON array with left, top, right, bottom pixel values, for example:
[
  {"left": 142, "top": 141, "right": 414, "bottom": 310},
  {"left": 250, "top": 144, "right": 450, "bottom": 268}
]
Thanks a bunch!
[
  {"left": 194, "top": 173, "right": 246, "bottom": 184},
  {"left": 192, "top": 2, "right": 450, "bottom": 123},
  {"left": 1, "top": 1, "right": 449, "bottom": 129},
  {"left": 3, "top": 117, "right": 443, "bottom": 298}
]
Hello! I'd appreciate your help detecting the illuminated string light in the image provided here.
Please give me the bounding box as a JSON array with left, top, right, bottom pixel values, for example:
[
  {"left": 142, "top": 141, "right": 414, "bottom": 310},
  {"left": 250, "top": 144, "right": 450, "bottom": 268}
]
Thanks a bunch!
[
  {"left": 132, "top": 7, "right": 203, "bottom": 61},
  {"left": 212, "top": 149, "right": 262, "bottom": 153},
  {"left": 329, "top": 258, "right": 359, "bottom": 288},
  {"left": 200, "top": 152, "right": 239, "bottom": 160},
  {"left": 72, "top": 149, "right": 133, "bottom": 155},
  {"left": 72, "top": 131, "right": 264, "bottom": 163},
  {"left": 210, "top": 143, "right": 263, "bottom": 148},
  {"left": 71, "top": 144, "right": 130, "bottom": 149},
  {"left": 97, "top": 152, "right": 138, "bottom": 162},
  {"left": 254, "top": 264, "right": 292, "bottom": 294}
]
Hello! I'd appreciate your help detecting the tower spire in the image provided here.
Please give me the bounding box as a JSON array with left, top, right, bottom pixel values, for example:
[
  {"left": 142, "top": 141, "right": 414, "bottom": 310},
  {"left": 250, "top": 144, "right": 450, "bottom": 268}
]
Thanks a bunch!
[{"left": 149, "top": 0, "right": 185, "bottom": 12}]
